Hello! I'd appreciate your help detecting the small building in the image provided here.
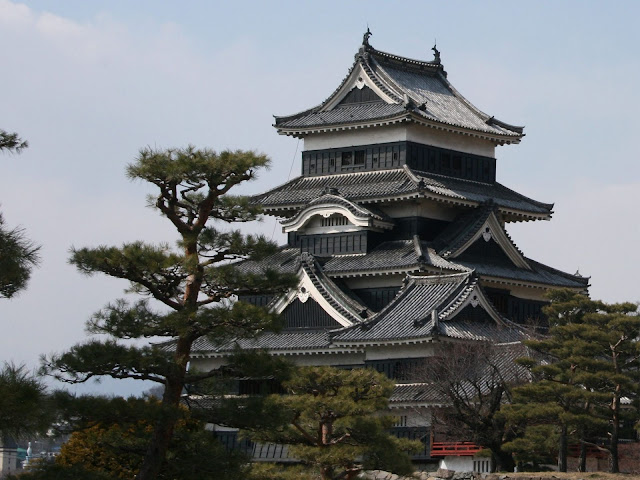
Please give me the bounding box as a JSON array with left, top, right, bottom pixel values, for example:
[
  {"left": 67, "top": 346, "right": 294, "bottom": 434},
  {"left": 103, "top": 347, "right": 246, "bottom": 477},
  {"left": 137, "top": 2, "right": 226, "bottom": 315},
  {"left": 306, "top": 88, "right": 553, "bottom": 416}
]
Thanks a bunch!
[
  {"left": 188, "top": 32, "right": 589, "bottom": 471},
  {"left": 0, "top": 436, "right": 19, "bottom": 478}
]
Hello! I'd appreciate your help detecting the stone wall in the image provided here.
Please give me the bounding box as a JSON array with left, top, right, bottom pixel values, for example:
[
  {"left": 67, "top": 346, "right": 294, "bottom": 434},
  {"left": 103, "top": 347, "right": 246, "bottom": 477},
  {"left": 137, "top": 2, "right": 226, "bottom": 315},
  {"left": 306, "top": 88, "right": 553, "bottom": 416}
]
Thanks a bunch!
[{"left": 360, "top": 470, "right": 592, "bottom": 480}]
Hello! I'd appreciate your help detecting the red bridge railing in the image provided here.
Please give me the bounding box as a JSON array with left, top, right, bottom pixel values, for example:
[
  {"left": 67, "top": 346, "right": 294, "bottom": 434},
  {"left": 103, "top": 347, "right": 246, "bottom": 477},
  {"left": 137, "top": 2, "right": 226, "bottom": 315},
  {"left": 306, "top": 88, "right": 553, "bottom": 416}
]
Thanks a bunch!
[{"left": 430, "top": 442, "right": 482, "bottom": 457}]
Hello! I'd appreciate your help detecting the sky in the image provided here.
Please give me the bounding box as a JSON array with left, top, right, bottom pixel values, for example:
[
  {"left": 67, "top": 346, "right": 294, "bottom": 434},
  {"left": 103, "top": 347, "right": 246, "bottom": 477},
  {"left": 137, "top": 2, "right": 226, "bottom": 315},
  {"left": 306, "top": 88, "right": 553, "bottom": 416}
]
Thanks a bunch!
[{"left": 1, "top": 0, "right": 640, "bottom": 396}]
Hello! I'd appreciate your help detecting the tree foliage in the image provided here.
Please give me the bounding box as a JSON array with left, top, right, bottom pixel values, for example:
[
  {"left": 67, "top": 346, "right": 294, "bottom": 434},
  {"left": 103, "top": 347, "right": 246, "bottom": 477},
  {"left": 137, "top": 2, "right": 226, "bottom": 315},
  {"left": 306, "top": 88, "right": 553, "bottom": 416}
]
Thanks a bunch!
[
  {"left": 41, "top": 147, "right": 297, "bottom": 480},
  {"left": 245, "top": 366, "right": 421, "bottom": 480},
  {"left": 421, "top": 341, "right": 528, "bottom": 472},
  {"left": 0, "top": 129, "right": 39, "bottom": 298},
  {"left": 0, "top": 212, "right": 40, "bottom": 298},
  {"left": 0, "top": 129, "right": 28, "bottom": 153},
  {"left": 55, "top": 398, "right": 247, "bottom": 480},
  {"left": 0, "top": 363, "right": 53, "bottom": 438},
  {"left": 507, "top": 289, "right": 640, "bottom": 473}
]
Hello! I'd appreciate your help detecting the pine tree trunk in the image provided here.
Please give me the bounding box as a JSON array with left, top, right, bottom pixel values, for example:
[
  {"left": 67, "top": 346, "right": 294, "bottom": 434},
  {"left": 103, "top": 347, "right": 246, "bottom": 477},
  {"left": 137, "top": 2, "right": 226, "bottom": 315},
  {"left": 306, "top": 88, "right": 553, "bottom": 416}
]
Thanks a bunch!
[
  {"left": 137, "top": 336, "right": 191, "bottom": 480},
  {"left": 558, "top": 424, "right": 567, "bottom": 472},
  {"left": 610, "top": 396, "right": 620, "bottom": 473},
  {"left": 492, "top": 448, "right": 515, "bottom": 472},
  {"left": 578, "top": 441, "right": 587, "bottom": 472}
]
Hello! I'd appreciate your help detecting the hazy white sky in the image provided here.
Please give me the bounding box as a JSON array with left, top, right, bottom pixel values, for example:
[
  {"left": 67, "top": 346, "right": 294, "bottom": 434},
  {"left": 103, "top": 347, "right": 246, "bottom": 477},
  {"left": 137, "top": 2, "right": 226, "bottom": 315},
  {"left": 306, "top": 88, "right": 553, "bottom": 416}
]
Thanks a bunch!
[{"left": 1, "top": 0, "right": 639, "bottom": 396}]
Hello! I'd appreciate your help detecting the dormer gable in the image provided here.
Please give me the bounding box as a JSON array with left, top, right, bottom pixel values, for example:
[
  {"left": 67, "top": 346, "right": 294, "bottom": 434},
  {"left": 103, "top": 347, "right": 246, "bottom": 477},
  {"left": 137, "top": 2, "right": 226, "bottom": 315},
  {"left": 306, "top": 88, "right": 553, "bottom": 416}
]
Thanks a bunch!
[
  {"left": 435, "top": 206, "right": 531, "bottom": 270},
  {"left": 281, "top": 191, "right": 394, "bottom": 234}
]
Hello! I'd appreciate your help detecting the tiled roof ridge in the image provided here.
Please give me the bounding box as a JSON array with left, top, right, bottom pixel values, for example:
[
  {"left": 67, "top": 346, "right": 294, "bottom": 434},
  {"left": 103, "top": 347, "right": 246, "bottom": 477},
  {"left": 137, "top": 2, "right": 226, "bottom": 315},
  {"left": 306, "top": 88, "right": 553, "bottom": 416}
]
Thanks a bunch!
[
  {"left": 433, "top": 204, "right": 495, "bottom": 256},
  {"left": 331, "top": 270, "right": 422, "bottom": 336},
  {"left": 526, "top": 257, "right": 591, "bottom": 286},
  {"left": 299, "top": 253, "right": 371, "bottom": 322},
  {"left": 420, "top": 243, "right": 470, "bottom": 273},
  {"left": 273, "top": 42, "right": 406, "bottom": 125},
  {"left": 253, "top": 167, "right": 553, "bottom": 220},
  {"left": 476, "top": 282, "right": 519, "bottom": 328},
  {"left": 491, "top": 181, "right": 555, "bottom": 211},
  {"left": 367, "top": 48, "right": 523, "bottom": 138},
  {"left": 433, "top": 67, "right": 524, "bottom": 135},
  {"left": 307, "top": 193, "right": 390, "bottom": 221},
  {"left": 275, "top": 40, "right": 524, "bottom": 141},
  {"left": 406, "top": 270, "right": 473, "bottom": 286},
  {"left": 365, "top": 44, "right": 444, "bottom": 71},
  {"left": 409, "top": 108, "right": 521, "bottom": 138},
  {"left": 437, "top": 274, "right": 480, "bottom": 321}
]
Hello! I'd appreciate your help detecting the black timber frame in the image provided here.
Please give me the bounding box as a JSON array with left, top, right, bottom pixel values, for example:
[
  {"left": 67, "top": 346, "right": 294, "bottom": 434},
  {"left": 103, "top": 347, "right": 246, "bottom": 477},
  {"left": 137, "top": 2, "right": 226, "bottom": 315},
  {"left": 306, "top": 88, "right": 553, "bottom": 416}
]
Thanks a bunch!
[{"left": 302, "top": 141, "right": 496, "bottom": 183}]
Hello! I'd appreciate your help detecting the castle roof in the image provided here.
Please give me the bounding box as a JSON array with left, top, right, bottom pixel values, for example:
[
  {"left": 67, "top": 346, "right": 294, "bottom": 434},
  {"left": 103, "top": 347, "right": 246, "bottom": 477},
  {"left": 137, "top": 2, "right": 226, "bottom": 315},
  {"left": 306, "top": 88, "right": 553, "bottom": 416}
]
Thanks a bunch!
[
  {"left": 253, "top": 166, "right": 553, "bottom": 221},
  {"left": 333, "top": 271, "right": 528, "bottom": 345},
  {"left": 274, "top": 35, "right": 524, "bottom": 145},
  {"left": 322, "top": 238, "right": 466, "bottom": 277}
]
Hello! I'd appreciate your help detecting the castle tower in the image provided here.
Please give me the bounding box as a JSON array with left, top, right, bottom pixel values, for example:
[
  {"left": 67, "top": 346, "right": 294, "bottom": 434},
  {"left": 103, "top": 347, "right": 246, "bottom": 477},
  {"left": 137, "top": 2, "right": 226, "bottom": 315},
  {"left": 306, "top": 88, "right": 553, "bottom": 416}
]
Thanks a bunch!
[{"left": 188, "top": 33, "right": 589, "bottom": 465}]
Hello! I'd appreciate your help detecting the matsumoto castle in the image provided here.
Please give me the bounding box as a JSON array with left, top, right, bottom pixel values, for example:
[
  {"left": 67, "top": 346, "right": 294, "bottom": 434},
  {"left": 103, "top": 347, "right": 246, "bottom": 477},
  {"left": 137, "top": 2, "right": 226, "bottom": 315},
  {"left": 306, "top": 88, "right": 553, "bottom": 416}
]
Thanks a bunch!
[{"left": 188, "top": 32, "right": 589, "bottom": 470}]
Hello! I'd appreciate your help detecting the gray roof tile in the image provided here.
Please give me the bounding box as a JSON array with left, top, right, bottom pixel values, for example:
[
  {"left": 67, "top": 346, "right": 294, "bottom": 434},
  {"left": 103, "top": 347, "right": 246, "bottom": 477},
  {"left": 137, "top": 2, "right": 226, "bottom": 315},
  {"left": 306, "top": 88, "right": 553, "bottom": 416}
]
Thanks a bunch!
[
  {"left": 334, "top": 272, "right": 475, "bottom": 343},
  {"left": 253, "top": 166, "right": 553, "bottom": 219},
  {"left": 275, "top": 44, "right": 523, "bottom": 141},
  {"left": 323, "top": 239, "right": 466, "bottom": 275},
  {"left": 458, "top": 257, "right": 589, "bottom": 288},
  {"left": 191, "top": 330, "right": 333, "bottom": 355}
]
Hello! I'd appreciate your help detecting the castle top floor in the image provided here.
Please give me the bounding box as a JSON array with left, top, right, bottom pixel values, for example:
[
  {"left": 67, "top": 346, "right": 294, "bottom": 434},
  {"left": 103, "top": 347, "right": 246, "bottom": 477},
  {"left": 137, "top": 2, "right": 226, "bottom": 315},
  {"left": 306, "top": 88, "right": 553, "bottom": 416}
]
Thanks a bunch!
[{"left": 274, "top": 30, "right": 524, "bottom": 160}]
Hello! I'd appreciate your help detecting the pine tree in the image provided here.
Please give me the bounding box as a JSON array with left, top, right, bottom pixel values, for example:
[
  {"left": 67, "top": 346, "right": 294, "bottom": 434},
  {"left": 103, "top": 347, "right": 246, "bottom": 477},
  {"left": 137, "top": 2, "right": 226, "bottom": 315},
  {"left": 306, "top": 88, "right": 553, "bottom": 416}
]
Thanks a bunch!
[
  {"left": 243, "top": 366, "right": 421, "bottom": 480},
  {"left": 55, "top": 398, "right": 248, "bottom": 480},
  {"left": 0, "top": 129, "right": 39, "bottom": 298},
  {"left": 0, "top": 363, "right": 53, "bottom": 439},
  {"left": 509, "top": 289, "right": 640, "bottom": 473},
  {"left": 0, "top": 129, "right": 28, "bottom": 153},
  {"left": 42, "top": 147, "right": 296, "bottom": 480}
]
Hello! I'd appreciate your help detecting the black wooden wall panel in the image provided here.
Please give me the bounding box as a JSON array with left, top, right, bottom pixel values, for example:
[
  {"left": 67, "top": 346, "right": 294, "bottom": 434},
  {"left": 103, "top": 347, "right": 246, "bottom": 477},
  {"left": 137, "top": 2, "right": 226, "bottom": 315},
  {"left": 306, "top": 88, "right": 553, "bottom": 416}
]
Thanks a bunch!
[
  {"left": 302, "top": 141, "right": 496, "bottom": 183},
  {"left": 282, "top": 298, "right": 342, "bottom": 329}
]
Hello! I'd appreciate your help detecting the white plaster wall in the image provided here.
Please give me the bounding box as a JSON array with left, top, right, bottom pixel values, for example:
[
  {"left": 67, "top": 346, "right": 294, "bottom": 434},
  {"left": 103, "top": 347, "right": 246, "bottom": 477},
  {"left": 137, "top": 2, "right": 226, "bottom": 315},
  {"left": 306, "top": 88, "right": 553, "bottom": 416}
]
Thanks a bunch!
[
  {"left": 303, "top": 124, "right": 497, "bottom": 157},
  {"left": 406, "top": 124, "right": 496, "bottom": 157},
  {"left": 189, "top": 357, "right": 226, "bottom": 372},
  {"left": 0, "top": 448, "right": 18, "bottom": 478},
  {"left": 439, "top": 456, "right": 474, "bottom": 472},
  {"left": 389, "top": 406, "right": 431, "bottom": 427}
]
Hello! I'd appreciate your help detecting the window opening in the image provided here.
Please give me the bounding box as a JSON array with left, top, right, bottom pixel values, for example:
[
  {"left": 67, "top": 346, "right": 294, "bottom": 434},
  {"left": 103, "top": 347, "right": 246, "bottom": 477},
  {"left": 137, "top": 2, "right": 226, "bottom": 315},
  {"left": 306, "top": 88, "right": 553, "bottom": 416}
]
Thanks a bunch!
[{"left": 321, "top": 214, "right": 349, "bottom": 227}]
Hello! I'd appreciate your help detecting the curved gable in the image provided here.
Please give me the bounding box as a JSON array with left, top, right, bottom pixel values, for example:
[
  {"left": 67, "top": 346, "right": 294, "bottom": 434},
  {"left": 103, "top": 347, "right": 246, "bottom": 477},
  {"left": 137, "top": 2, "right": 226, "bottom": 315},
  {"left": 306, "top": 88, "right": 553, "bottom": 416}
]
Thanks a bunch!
[{"left": 281, "top": 193, "right": 394, "bottom": 233}]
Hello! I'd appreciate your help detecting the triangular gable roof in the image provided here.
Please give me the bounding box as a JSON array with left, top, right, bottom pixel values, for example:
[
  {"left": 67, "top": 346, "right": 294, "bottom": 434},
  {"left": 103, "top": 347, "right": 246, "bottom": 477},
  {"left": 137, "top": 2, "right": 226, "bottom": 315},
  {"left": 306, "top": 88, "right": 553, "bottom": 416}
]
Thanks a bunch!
[
  {"left": 332, "top": 271, "right": 524, "bottom": 345},
  {"left": 433, "top": 204, "right": 531, "bottom": 270},
  {"left": 280, "top": 191, "right": 394, "bottom": 233},
  {"left": 274, "top": 35, "right": 524, "bottom": 144},
  {"left": 270, "top": 253, "right": 372, "bottom": 327},
  {"left": 252, "top": 165, "right": 553, "bottom": 222}
]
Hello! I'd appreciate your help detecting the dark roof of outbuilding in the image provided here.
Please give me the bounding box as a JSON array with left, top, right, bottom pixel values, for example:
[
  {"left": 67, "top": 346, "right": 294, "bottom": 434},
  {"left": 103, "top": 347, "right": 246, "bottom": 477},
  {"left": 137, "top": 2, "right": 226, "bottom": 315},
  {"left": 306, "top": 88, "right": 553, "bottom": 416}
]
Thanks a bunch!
[
  {"left": 275, "top": 40, "right": 523, "bottom": 143},
  {"left": 252, "top": 166, "right": 553, "bottom": 221}
]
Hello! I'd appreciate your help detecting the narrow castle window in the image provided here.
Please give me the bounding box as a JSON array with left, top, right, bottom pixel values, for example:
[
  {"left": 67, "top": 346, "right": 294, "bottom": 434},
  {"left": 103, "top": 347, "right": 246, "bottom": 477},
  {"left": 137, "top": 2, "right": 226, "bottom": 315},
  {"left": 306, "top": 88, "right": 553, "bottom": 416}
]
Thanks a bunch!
[{"left": 321, "top": 214, "right": 349, "bottom": 227}]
